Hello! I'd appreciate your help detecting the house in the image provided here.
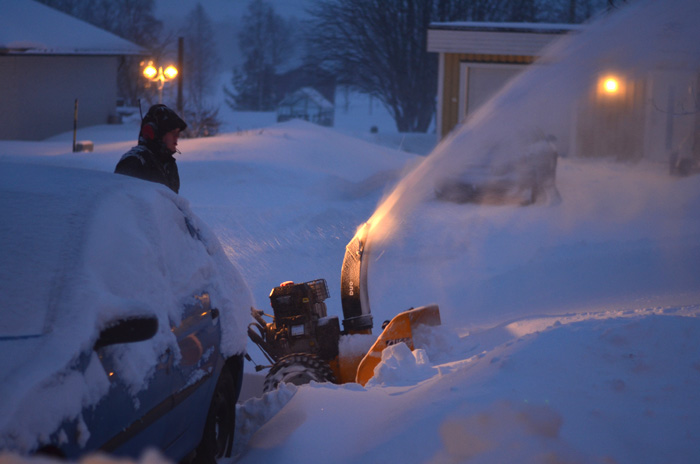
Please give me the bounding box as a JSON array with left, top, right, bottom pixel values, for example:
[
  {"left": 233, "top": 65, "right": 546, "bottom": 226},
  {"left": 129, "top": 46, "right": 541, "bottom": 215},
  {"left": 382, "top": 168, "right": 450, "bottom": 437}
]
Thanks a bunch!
[
  {"left": 276, "top": 64, "right": 336, "bottom": 110},
  {"left": 277, "top": 87, "right": 335, "bottom": 127},
  {"left": 0, "top": 0, "right": 145, "bottom": 141},
  {"left": 427, "top": 21, "right": 700, "bottom": 168},
  {"left": 573, "top": 65, "right": 700, "bottom": 166},
  {"left": 427, "top": 22, "right": 581, "bottom": 139}
]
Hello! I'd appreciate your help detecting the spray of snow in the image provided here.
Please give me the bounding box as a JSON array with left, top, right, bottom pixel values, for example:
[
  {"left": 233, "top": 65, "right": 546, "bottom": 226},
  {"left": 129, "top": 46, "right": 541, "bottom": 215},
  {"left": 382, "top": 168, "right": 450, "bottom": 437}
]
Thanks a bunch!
[
  {"left": 370, "top": 0, "right": 700, "bottom": 242},
  {"left": 364, "top": 0, "right": 700, "bottom": 327}
]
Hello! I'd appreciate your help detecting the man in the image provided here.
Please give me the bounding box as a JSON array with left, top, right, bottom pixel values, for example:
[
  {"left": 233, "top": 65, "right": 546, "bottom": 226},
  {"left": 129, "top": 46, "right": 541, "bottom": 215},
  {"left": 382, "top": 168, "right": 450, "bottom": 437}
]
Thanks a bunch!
[{"left": 115, "top": 104, "right": 187, "bottom": 194}]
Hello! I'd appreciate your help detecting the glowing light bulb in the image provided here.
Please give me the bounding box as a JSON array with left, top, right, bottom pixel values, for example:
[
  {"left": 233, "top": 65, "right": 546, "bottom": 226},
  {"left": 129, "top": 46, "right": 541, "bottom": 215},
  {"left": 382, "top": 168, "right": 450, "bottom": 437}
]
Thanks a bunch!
[
  {"left": 143, "top": 65, "right": 158, "bottom": 79},
  {"left": 164, "top": 65, "right": 178, "bottom": 80},
  {"left": 603, "top": 77, "right": 619, "bottom": 94}
]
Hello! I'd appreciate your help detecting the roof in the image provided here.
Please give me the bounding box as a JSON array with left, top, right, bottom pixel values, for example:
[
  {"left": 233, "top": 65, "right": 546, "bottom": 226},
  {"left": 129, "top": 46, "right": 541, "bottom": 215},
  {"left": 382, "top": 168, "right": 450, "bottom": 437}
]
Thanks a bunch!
[
  {"left": 0, "top": 0, "right": 145, "bottom": 56},
  {"left": 429, "top": 21, "right": 583, "bottom": 34},
  {"left": 427, "top": 21, "right": 582, "bottom": 56},
  {"left": 279, "top": 87, "right": 334, "bottom": 110}
]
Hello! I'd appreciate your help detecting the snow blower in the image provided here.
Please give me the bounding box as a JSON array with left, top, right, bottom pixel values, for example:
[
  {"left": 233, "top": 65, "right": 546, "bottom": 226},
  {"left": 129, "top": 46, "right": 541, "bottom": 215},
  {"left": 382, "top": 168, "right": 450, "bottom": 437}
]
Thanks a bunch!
[{"left": 247, "top": 223, "right": 441, "bottom": 392}]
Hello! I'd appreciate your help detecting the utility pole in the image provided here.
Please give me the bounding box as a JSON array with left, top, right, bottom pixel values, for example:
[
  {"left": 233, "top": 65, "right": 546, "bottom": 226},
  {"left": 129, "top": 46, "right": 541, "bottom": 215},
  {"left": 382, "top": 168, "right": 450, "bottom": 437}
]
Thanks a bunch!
[
  {"left": 569, "top": 0, "right": 577, "bottom": 22},
  {"left": 177, "top": 37, "right": 184, "bottom": 115}
]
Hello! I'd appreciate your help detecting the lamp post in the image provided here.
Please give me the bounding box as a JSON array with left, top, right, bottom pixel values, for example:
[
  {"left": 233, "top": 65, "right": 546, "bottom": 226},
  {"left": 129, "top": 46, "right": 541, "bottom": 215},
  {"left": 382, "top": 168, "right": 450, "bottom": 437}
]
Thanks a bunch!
[{"left": 142, "top": 61, "right": 178, "bottom": 104}]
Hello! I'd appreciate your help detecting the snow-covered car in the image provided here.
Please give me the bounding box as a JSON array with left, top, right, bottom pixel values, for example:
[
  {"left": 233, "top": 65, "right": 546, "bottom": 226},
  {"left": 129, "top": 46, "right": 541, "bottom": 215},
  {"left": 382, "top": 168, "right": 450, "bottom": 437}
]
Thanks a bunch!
[
  {"left": 435, "top": 136, "right": 561, "bottom": 206},
  {"left": 0, "top": 162, "right": 253, "bottom": 462}
]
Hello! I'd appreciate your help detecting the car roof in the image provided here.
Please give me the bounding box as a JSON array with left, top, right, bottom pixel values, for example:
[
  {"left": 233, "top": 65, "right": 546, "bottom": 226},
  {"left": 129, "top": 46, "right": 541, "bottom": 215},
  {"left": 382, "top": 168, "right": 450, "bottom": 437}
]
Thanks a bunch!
[{"left": 0, "top": 162, "right": 121, "bottom": 338}]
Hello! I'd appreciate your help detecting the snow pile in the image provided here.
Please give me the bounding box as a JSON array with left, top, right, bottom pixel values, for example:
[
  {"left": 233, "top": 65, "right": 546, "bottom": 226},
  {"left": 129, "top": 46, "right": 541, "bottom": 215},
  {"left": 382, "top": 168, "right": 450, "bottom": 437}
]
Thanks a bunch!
[
  {"left": 367, "top": 344, "right": 434, "bottom": 387},
  {"left": 236, "top": 307, "right": 700, "bottom": 463},
  {"left": 433, "top": 401, "right": 580, "bottom": 463},
  {"left": 233, "top": 383, "right": 298, "bottom": 457}
]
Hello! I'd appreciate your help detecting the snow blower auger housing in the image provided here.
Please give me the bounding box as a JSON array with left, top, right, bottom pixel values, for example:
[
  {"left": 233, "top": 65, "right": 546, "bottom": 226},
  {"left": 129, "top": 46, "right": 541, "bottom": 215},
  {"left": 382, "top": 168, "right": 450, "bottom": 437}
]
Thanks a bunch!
[{"left": 248, "top": 223, "right": 441, "bottom": 392}]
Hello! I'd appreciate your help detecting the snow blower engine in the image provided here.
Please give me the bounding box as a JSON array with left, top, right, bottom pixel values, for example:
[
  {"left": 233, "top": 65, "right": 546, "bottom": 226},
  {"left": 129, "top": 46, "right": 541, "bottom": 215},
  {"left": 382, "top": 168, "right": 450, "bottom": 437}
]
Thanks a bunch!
[{"left": 247, "top": 223, "right": 441, "bottom": 392}]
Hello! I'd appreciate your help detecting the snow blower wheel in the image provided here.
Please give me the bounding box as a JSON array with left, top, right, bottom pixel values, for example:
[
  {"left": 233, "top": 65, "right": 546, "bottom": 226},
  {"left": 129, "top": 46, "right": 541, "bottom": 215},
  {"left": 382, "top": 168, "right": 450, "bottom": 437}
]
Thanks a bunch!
[{"left": 263, "top": 354, "right": 336, "bottom": 393}]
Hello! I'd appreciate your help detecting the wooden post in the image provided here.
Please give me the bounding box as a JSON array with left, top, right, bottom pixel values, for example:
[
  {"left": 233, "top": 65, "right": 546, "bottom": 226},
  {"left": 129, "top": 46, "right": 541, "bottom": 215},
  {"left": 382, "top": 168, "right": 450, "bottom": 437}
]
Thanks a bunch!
[
  {"left": 73, "top": 98, "right": 78, "bottom": 152},
  {"left": 177, "top": 37, "right": 184, "bottom": 115}
]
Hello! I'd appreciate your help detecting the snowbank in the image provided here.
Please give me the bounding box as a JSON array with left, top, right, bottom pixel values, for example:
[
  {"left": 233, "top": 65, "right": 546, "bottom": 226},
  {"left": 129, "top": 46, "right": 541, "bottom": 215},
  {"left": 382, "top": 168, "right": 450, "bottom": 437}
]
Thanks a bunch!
[{"left": 236, "top": 307, "right": 700, "bottom": 463}]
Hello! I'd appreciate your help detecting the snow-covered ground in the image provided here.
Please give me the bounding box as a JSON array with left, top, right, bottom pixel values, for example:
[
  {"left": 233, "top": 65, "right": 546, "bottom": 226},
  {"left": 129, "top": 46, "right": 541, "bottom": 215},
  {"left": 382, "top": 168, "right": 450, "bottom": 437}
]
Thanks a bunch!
[{"left": 2, "top": 0, "right": 700, "bottom": 463}]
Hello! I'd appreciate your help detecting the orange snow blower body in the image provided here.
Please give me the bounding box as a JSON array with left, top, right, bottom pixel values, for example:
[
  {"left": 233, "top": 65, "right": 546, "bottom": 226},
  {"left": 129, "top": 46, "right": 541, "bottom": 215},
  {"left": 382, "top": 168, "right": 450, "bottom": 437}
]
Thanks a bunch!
[{"left": 247, "top": 223, "right": 441, "bottom": 391}]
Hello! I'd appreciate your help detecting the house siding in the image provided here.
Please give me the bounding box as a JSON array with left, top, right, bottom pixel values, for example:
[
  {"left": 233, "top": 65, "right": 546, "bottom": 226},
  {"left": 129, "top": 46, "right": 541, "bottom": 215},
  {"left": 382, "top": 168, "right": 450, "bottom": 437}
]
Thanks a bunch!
[
  {"left": 438, "top": 53, "right": 534, "bottom": 138},
  {"left": 0, "top": 55, "right": 119, "bottom": 140},
  {"left": 428, "top": 24, "right": 574, "bottom": 139}
]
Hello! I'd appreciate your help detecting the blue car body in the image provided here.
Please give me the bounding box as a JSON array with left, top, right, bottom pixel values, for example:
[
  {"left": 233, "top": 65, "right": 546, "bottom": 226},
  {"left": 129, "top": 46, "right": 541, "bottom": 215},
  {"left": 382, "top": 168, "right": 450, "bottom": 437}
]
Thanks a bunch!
[{"left": 46, "top": 295, "right": 236, "bottom": 460}]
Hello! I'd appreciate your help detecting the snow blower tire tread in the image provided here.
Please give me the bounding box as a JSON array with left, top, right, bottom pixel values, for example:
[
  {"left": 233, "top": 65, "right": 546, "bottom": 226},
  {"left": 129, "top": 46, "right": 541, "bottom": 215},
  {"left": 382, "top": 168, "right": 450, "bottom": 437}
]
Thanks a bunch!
[{"left": 264, "top": 354, "right": 336, "bottom": 393}]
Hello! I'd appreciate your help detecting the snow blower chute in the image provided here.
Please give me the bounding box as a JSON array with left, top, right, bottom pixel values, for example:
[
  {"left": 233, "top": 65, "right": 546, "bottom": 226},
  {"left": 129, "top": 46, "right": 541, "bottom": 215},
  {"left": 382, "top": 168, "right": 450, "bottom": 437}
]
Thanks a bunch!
[{"left": 247, "top": 222, "right": 441, "bottom": 392}]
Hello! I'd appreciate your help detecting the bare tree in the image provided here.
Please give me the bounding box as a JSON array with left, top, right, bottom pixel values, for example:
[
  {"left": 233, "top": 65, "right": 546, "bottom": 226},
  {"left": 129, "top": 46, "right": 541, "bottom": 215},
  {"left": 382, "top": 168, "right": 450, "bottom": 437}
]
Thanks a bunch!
[
  {"left": 533, "top": 0, "right": 609, "bottom": 23},
  {"left": 305, "top": 0, "right": 616, "bottom": 132},
  {"left": 306, "top": 0, "right": 491, "bottom": 133}
]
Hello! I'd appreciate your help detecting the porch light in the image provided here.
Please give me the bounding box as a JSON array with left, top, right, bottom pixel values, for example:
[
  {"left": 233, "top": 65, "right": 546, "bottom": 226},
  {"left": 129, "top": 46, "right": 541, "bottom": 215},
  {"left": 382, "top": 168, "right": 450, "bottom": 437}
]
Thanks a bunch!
[
  {"left": 598, "top": 74, "right": 624, "bottom": 97},
  {"left": 603, "top": 77, "right": 619, "bottom": 94}
]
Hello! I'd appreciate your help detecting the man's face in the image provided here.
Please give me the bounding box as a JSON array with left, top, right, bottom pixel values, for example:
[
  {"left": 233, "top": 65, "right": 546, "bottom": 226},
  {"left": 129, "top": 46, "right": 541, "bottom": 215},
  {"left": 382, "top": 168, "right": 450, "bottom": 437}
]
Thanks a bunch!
[{"left": 163, "top": 128, "right": 181, "bottom": 153}]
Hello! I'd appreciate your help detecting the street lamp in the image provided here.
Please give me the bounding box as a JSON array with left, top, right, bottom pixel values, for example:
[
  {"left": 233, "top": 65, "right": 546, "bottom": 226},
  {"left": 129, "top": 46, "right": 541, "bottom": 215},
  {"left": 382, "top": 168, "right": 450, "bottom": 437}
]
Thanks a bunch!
[{"left": 142, "top": 61, "right": 178, "bottom": 104}]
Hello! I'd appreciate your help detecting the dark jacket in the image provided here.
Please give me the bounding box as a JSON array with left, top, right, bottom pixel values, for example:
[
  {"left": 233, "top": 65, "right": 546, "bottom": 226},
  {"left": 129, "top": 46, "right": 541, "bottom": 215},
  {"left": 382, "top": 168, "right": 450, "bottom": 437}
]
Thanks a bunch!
[
  {"left": 114, "top": 104, "right": 187, "bottom": 194},
  {"left": 115, "top": 145, "right": 180, "bottom": 193}
]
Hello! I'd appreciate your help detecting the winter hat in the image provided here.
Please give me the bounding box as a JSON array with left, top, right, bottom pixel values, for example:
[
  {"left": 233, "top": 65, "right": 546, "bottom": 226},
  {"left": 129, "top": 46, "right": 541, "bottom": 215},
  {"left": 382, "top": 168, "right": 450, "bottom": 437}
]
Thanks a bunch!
[{"left": 139, "top": 104, "right": 187, "bottom": 143}]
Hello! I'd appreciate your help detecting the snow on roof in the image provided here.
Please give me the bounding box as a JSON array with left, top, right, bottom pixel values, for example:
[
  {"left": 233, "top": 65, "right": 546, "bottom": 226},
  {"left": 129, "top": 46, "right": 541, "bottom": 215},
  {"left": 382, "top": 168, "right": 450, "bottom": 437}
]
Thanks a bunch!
[
  {"left": 279, "top": 87, "right": 334, "bottom": 110},
  {"left": 429, "top": 21, "right": 584, "bottom": 34},
  {"left": 0, "top": 0, "right": 145, "bottom": 56}
]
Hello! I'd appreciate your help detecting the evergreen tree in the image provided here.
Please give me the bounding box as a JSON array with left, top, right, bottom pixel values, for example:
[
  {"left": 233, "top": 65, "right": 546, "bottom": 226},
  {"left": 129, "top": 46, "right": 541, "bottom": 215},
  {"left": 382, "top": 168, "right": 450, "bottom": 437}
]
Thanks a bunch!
[
  {"left": 182, "top": 3, "right": 220, "bottom": 108},
  {"left": 179, "top": 3, "right": 222, "bottom": 137},
  {"left": 224, "top": 0, "right": 295, "bottom": 111}
]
